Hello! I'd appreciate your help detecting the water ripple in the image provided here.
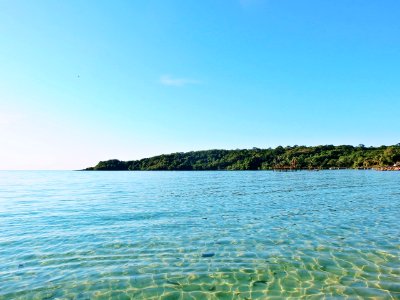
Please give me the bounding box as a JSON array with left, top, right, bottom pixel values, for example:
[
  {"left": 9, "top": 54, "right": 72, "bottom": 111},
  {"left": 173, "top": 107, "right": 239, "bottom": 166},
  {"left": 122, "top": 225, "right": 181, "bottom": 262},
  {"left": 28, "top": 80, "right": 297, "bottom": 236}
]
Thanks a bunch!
[{"left": 0, "top": 170, "right": 399, "bottom": 299}]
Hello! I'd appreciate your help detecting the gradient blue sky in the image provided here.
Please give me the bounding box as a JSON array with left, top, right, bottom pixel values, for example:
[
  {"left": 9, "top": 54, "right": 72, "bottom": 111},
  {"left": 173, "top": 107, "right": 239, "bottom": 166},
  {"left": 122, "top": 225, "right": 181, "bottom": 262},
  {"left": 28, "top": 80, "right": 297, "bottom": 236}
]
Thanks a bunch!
[{"left": 1, "top": 0, "right": 399, "bottom": 169}]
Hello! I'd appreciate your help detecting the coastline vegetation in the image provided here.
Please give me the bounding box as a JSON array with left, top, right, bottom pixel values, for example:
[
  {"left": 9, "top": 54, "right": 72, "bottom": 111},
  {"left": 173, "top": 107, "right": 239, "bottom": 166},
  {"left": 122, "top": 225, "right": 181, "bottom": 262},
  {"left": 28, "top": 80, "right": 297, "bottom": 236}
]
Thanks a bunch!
[{"left": 85, "top": 144, "right": 400, "bottom": 171}]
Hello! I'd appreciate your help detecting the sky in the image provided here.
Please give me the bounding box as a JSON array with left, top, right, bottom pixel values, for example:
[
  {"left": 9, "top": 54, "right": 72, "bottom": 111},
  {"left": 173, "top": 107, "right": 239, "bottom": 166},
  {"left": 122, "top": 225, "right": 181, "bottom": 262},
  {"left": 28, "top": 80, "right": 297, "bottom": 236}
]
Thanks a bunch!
[{"left": 1, "top": 0, "right": 399, "bottom": 170}]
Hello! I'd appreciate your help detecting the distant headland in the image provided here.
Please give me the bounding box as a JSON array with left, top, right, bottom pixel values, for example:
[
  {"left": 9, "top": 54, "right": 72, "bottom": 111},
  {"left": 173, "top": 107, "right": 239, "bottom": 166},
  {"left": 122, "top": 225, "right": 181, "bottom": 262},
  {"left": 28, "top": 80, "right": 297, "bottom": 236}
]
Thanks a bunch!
[{"left": 83, "top": 144, "right": 400, "bottom": 171}]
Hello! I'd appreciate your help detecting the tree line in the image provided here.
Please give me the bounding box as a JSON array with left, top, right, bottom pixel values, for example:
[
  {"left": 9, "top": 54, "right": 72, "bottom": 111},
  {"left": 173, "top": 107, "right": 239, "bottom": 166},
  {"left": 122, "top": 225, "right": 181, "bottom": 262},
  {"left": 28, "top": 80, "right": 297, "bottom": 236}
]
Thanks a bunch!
[{"left": 84, "top": 144, "right": 400, "bottom": 171}]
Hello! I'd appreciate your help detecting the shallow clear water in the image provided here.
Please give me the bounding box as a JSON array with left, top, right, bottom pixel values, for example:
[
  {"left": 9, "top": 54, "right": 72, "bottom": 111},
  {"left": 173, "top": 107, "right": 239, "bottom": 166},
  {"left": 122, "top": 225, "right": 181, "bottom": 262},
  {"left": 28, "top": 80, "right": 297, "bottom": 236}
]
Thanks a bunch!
[{"left": 0, "top": 170, "right": 399, "bottom": 299}]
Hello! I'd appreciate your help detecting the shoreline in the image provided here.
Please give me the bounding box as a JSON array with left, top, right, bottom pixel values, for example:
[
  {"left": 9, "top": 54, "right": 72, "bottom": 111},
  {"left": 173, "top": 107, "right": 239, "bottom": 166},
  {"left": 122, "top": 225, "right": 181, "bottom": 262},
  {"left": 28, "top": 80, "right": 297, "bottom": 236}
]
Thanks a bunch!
[{"left": 80, "top": 168, "right": 400, "bottom": 172}]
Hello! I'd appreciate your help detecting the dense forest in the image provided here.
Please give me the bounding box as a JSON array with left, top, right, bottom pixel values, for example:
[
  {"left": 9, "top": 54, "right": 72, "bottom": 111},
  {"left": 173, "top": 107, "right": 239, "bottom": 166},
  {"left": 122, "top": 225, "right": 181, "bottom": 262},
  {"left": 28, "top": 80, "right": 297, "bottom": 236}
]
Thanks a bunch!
[{"left": 84, "top": 144, "right": 400, "bottom": 171}]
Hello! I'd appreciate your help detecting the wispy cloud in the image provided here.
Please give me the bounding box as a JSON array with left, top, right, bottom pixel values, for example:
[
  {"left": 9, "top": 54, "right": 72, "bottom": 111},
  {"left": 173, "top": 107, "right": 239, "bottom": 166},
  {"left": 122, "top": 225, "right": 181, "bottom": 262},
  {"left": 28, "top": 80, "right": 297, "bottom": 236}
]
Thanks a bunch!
[{"left": 160, "top": 75, "right": 201, "bottom": 87}]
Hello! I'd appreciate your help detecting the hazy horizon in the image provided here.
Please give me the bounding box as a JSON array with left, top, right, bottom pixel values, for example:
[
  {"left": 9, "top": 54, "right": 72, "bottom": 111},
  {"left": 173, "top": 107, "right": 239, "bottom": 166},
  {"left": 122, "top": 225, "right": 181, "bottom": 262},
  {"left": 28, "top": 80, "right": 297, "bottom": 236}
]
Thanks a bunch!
[{"left": 1, "top": 143, "right": 398, "bottom": 171}]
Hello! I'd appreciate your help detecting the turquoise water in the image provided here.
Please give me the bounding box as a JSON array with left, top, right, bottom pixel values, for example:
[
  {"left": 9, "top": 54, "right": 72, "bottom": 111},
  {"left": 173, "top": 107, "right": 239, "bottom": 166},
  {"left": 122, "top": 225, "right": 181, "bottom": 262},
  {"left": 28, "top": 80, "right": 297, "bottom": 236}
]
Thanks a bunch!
[{"left": 0, "top": 171, "right": 399, "bottom": 299}]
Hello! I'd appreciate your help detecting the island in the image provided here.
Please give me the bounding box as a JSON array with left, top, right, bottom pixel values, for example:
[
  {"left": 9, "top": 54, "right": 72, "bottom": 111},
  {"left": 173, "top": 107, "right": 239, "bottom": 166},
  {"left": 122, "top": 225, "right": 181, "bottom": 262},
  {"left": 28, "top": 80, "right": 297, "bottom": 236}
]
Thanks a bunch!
[{"left": 84, "top": 144, "right": 400, "bottom": 171}]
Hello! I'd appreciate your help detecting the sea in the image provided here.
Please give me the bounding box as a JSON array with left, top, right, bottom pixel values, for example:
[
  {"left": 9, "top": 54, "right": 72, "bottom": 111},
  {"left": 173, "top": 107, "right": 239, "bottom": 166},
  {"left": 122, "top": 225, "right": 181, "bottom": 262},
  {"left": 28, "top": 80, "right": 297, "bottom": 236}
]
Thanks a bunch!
[{"left": 0, "top": 170, "right": 399, "bottom": 299}]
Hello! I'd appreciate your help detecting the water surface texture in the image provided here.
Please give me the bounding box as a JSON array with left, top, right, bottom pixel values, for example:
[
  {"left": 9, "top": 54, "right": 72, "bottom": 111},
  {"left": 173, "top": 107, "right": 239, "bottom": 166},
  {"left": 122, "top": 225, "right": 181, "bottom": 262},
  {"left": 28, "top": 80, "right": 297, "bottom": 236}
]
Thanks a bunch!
[{"left": 0, "top": 171, "right": 399, "bottom": 299}]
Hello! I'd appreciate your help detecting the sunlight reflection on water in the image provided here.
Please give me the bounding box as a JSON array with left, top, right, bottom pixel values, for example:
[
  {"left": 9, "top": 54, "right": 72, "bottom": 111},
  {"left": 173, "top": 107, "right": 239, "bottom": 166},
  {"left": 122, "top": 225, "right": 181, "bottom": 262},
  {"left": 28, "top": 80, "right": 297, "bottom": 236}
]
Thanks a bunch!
[{"left": 0, "top": 170, "right": 399, "bottom": 299}]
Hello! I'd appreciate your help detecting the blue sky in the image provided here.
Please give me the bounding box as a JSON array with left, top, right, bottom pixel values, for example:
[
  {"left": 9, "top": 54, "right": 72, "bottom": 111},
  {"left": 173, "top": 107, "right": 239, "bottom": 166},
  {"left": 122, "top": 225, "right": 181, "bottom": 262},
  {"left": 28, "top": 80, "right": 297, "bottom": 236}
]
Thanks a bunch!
[{"left": 1, "top": 0, "right": 399, "bottom": 169}]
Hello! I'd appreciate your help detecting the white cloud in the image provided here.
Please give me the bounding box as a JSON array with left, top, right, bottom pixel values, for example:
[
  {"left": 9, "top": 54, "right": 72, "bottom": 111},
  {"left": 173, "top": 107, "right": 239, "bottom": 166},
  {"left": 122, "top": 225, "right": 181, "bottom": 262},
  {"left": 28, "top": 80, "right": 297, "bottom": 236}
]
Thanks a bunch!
[{"left": 160, "top": 75, "right": 201, "bottom": 87}]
